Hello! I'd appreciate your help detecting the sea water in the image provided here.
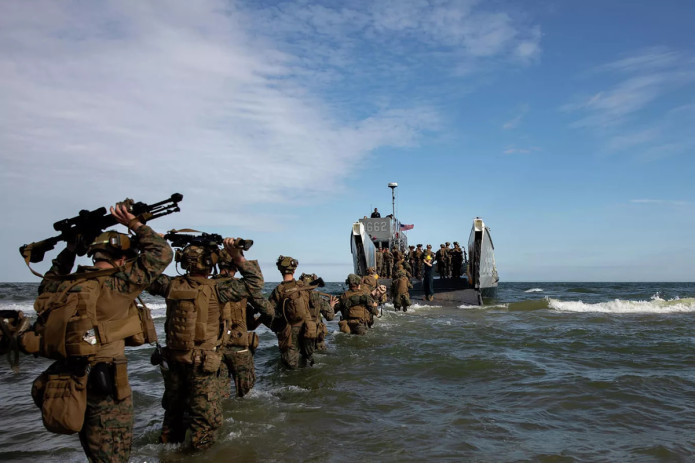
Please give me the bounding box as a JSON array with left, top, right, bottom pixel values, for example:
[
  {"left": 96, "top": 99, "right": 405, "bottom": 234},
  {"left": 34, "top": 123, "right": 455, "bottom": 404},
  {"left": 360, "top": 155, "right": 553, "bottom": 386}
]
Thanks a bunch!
[{"left": 1, "top": 281, "right": 694, "bottom": 462}]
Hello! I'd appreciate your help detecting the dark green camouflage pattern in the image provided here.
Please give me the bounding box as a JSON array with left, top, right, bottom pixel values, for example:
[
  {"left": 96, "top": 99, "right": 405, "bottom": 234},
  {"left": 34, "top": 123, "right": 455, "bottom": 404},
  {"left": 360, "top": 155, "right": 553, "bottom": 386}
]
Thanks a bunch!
[
  {"left": 79, "top": 393, "right": 133, "bottom": 463},
  {"left": 220, "top": 346, "right": 256, "bottom": 397},
  {"left": 160, "top": 361, "right": 223, "bottom": 450}
]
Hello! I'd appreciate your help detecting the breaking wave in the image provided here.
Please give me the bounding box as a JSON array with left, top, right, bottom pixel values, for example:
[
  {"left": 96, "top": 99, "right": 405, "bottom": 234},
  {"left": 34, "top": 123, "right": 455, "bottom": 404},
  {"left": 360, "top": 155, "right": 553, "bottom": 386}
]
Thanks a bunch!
[
  {"left": 524, "top": 288, "right": 544, "bottom": 293},
  {"left": 548, "top": 296, "right": 695, "bottom": 314}
]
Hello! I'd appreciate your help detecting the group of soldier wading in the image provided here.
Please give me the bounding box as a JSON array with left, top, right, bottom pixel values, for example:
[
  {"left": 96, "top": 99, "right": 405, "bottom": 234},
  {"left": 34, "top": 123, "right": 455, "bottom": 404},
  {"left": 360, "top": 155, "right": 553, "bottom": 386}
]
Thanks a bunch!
[{"left": 0, "top": 202, "right": 437, "bottom": 462}]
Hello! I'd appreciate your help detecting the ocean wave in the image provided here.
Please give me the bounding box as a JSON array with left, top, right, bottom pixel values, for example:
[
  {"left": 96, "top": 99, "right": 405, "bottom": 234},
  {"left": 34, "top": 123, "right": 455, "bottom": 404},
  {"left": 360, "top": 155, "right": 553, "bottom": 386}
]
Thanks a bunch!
[
  {"left": 548, "top": 297, "right": 695, "bottom": 314},
  {"left": 524, "top": 288, "right": 544, "bottom": 293}
]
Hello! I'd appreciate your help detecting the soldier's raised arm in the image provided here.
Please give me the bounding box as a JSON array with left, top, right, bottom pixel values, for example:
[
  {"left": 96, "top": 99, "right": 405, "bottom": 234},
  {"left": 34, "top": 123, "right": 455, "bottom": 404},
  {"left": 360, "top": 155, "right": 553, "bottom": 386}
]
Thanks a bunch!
[
  {"left": 111, "top": 203, "right": 173, "bottom": 293},
  {"left": 217, "top": 238, "right": 264, "bottom": 301}
]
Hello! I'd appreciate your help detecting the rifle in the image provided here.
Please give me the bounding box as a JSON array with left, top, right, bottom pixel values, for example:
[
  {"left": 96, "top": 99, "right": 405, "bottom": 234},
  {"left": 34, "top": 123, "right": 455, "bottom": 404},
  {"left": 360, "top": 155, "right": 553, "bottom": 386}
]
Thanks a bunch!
[
  {"left": 19, "top": 193, "right": 183, "bottom": 268},
  {"left": 163, "top": 229, "right": 253, "bottom": 251}
]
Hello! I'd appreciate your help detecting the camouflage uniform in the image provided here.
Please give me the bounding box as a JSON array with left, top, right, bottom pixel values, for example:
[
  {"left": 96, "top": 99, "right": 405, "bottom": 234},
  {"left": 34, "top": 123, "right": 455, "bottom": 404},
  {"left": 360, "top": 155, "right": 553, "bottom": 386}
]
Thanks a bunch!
[
  {"left": 383, "top": 249, "right": 393, "bottom": 278},
  {"left": 435, "top": 245, "right": 448, "bottom": 278},
  {"left": 269, "top": 279, "right": 315, "bottom": 368},
  {"left": 375, "top": 248, "right": 384, "bottom": 276},
  {"left": 412, "top": 245, "right": 423, "bottom": 279},
  {"left": 450, "top": 242, "right": 464, "bottom": 279},
  {"left": 37, "top": 225, "right": 172, "bottom": 463},
  {"left": 307, "top": 289, "right": 335, "bottom": 351},
  {"left": 147, "top": 259, "right": 265, "bottom": 449},
  {"left": 335, "top": 275, "right": 378, "bottom": 335},
  {"left": 215, "top": 274, "right": 273, "bottom": 398},
  {"left": 390, "top": 271, "right": 413, "bottom": 312}
]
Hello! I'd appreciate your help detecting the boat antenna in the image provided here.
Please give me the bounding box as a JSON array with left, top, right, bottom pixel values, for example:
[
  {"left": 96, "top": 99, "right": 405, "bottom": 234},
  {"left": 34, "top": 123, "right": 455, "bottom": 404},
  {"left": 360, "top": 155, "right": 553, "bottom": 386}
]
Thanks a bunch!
[{"left": 388, "top": 182, "right": 398, "bottom": 248}]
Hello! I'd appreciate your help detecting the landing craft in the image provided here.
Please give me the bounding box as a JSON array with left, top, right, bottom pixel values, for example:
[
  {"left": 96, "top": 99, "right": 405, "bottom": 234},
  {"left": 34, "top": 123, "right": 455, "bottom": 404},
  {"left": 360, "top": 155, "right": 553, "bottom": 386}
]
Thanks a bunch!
[{"left": 350, "top": 184, "right": 498, "bottom": 305}]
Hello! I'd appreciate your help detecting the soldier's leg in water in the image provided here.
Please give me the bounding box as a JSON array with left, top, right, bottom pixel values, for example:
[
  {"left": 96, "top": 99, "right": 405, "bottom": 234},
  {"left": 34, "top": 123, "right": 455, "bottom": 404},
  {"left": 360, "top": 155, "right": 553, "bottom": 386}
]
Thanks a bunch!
[
  {"left": 188, "top": 368, "right": 223, "bottom": 450},
  {"left": 300, "top": 333, "right": 316, "bottom": 366},
  {"left": 159, "top": 362, "right": 187, "bottom": 444},
  {"left": 228, "top": 348, "right": 256, "bottom": 397},
  {"left": 217, "top": 358, "right": 232, "bottom": 400},
  {"left": 80, "top": 391, "right": 134, "bottom": 463},
  {"left": 281, "top": 326, "right": 302, "bottom": 369},
  {"left": 403, "top": 294, "right": 411, "bottom": 312}
]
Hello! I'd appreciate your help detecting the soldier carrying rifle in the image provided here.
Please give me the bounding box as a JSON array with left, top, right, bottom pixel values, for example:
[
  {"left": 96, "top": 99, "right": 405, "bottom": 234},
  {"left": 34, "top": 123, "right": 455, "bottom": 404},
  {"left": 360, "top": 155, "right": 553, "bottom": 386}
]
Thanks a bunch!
[{"left": 14, "top": 194, "right": 181, "bottom": 463}]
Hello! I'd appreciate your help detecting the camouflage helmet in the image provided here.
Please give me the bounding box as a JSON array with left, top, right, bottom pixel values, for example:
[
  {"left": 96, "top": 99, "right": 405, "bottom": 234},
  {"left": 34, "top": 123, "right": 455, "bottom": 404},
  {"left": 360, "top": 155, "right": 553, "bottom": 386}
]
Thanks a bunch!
[
  {"left": 367, "top": 266, "right": 376, "bottom": 275},
  {"left": 178, "top": 245, "right": 218, "bottom": 273},
  {"left": 445, "top": 242, "right": 450, "bottom": 246},
  {"left": 87, "top": 231, "right": 134, "bottom": 259},
  {"left": 276, "top": 255, "right": 298, "bottom": 274},
  {"left": 396, "top": 269, "right": 406, "bottom": 278},
  {"left": 217, "top": 248, "right": 237, "bottom": 271},
  {"left": 453, "top": 241, "right": 459, "bottom": 246},
  {"left": 440, "top": 244, "right": 445, "bottom": 248},
  {"left": 345, "top": 273, "right": 361, "bottom": 286},
  {"left": 299, "top": 272, "right": 317, "bottom": 284},
  {"left": 416, "top": 244, "right": 422, "bottom": 248}
]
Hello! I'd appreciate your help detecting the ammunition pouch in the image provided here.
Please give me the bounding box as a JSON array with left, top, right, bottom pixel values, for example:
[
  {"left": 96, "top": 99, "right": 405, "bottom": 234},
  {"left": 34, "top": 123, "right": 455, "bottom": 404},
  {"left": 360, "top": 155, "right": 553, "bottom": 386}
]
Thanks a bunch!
[
  {"left": 338, "top": 320, "right": 350, "bottom": 334},
  {"left": 126, "top": 302, "right": 157, "bottom": 346},
  {"left": 225, "top": 327, "right": 249, "bottom": 348},
  {"left": 200, "top": 350, "right": 222, "bottom": 374},
  {"left": 317, "top": 322, "right": 327, "bottom": 343},
  {"left": 302, "top": 320, "right": 318, "bottom": 340},
  {"left": 32, "top": 361, "right": 89, "bottom": 435}
]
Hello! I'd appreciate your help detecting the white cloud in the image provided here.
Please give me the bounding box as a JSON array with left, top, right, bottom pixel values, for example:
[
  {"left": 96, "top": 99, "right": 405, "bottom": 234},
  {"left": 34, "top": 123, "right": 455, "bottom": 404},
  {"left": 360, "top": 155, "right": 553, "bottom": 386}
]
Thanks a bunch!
[
  {"left": 0, "top": 0, "right": 542, "bottom": 280},
  {"left": 564, "top": 49, "right": 695, "bottom": 128}
]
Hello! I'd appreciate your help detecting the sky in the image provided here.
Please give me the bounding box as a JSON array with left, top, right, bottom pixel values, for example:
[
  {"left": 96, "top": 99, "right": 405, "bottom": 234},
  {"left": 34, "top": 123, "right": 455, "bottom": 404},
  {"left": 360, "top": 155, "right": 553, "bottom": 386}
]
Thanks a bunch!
[{"left": 1, "top": 0, "right": 694, "bottom": 283}]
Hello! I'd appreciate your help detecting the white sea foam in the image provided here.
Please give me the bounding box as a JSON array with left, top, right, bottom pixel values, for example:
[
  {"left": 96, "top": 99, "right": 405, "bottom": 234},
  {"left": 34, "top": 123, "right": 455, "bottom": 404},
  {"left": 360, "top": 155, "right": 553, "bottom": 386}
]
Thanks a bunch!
[
  {"left": 525, "top": 288, "right": 544, "bottom": 293},
  {"left": 548, "top": 297, "right": 695, "bottom": 314}
]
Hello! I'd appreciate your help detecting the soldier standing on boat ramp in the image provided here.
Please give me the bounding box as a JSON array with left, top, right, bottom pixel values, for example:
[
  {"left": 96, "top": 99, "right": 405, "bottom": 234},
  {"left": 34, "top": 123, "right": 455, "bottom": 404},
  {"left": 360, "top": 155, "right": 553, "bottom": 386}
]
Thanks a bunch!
[
  {"left": 412, "top": 244, "right": 424, "bottom": 279},
  {"left": 450, "top": 242, "right": 464, "bottom": 279},
  {"left": 383, "top": 248, "right": 393, "bottom": 278},
  {"left": 435, "top": 244, "right": 448, "bottom": 278},
  {"left": 375, "top": 247, "right": 384, "bottom": 277}
]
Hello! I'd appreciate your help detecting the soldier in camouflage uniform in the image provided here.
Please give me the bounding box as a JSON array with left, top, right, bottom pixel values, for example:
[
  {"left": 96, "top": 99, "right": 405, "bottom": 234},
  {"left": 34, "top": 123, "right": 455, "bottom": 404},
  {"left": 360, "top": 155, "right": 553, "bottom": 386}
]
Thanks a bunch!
[
  {"left": 298, "top": 273, "right": 337, "bottom": 351},
  {"left": 435, "top": 244, "right": 448, "bottom": 279},
  {"left": 335, "top": 274, "right": 379, "bottom": 335},
  {"left": 268, "top": 256, "right": 318, "bottom": 369},
  {"left": 147, "top": 237, "right": 267, "bottom": 450},
  {"left": 383, "top": 248, "right": 393, "bottom": 278},
  {"left": 391, "top": 269, "right": 413, "bottom": 312},
  {"left": 26, "top": 203, "right": 172, "bottom": 463},
  {"left": 375, "top": 247, "right": 384, "bottom": 276},
  {"left": 412, "top": 244, "right": 424, "bottom": 279},
  {"left": 214, "top": 249, "right": 273, "bottom": 399},
  {"left": 444, "top": 242, "right": 452, "bottom": 278},
  {"left": 450, "top": 242, "right": 464, "bottom": 279}
]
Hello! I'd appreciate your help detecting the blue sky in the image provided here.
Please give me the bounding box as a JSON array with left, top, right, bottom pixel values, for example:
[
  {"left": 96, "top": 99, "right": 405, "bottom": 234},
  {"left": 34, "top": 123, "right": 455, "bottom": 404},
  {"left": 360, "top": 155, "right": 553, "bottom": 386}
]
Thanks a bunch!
[{"left": 1, "top": 0, "right": 693, "bottom": 282}]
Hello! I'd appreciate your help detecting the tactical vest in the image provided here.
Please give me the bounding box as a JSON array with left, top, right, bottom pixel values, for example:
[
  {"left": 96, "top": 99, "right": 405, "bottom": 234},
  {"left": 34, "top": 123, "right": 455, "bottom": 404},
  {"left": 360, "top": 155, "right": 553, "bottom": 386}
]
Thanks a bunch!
[
  {"left": 164, "top": 277, "right": 223, "bottom": 355},
  {"left": 339, "top": 289, "right": 370, "bottom": 321},
  {"left": 31, "top": 268, "right": 150, "bottom": 362}
]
